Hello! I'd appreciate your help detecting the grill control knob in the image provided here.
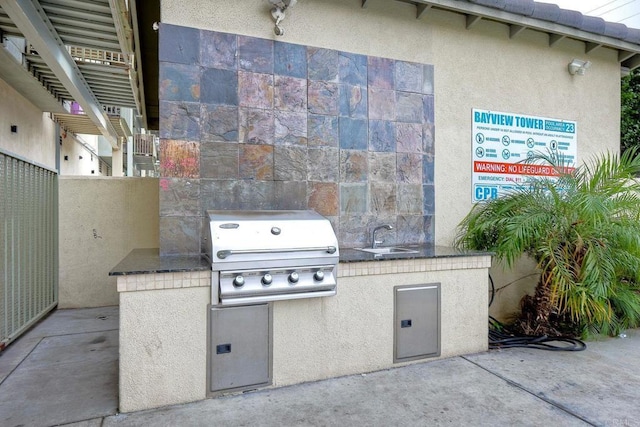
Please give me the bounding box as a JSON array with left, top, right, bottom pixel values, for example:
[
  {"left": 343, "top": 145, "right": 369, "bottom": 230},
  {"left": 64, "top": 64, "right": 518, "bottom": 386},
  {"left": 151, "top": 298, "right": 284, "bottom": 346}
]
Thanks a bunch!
[
  {"left": 288, "top": 272, "right": 299, "bottom": 284},
  {"left": 262, "top": 273, "right": 273, "bottom": 286},
  {"left": 314, "top": 271, "right": 325, "bottom": 281},
  {"left": 233, "top": 275, "right": 245, "bottom": 287}
]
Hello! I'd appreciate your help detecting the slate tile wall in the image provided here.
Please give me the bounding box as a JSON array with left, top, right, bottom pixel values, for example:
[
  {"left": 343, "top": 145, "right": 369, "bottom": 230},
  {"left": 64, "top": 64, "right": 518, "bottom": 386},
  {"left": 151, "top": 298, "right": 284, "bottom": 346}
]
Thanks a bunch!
[{"left": 158, "top": 23, "right": 435, "bottom": 255}]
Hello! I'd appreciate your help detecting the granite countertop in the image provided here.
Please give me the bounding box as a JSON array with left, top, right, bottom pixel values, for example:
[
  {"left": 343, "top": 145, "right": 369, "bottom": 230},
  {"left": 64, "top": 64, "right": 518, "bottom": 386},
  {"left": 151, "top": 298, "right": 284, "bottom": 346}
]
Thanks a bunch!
[
  {"left": 339, "top": 245, "right": 492, "bottom": 263},
  {"left": 110, "top": 246, "right": 492, "bottom": 276},
  {"left": 109, "top": 248, "right": 210, "bottom": 276}
]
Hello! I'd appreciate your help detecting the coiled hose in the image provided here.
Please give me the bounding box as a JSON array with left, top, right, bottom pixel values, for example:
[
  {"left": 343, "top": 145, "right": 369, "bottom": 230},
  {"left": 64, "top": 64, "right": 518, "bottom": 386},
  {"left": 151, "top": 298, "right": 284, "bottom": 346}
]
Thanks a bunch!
[
  {"left": 488, "top": 274, "right": 586, "bottom": 351},
  {"left": 489, "top": 316, "right": 586, "bottom": 351}
]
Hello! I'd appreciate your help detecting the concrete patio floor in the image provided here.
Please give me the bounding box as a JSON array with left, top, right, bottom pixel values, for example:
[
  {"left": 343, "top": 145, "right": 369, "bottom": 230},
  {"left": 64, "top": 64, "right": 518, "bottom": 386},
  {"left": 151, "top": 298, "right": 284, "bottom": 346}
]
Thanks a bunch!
[{"left": 1, "top": 306, "right": 639, "bottom": 427}]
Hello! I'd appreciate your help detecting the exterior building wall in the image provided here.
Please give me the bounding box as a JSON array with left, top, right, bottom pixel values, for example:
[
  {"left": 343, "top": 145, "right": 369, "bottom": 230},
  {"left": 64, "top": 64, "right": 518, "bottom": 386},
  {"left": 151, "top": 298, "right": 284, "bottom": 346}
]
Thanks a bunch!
[
  {"left": 160, "top": 0, "right": 621, "bottom": 317},
  {"left": 59, "top": 133, "right": 106, "bottom": 176},
  {"left": 0, "top": 77, "right": 57, "bottom": 168},
  {"left": 58, "top": 177, "right": 159, "bottom": 308},
  {"left": 159, "top": 0, "right": 620, "bottom": 248},
  {"left": 488, "top": 256, "right": 539, "bottom": 322},
  {"left": 157, "top": 24, "right": 436, "bottom": 255},
  {"left": 430, "top": 14, "right": 620, "bottom": 245}
]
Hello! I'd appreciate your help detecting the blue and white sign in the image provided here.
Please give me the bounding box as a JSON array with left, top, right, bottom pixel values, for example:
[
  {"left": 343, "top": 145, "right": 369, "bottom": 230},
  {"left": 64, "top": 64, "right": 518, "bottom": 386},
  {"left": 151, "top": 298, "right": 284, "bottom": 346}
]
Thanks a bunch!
[{"left": 472, "top": 109, "right": 577, "bottom": 202}]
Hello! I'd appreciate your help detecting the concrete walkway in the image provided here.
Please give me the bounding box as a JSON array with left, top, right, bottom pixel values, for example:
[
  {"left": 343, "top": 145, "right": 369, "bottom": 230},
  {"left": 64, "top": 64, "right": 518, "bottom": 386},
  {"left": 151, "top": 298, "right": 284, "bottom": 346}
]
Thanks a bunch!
[{"left": 1, "top": 307, "right": 638, "bottom": 427}]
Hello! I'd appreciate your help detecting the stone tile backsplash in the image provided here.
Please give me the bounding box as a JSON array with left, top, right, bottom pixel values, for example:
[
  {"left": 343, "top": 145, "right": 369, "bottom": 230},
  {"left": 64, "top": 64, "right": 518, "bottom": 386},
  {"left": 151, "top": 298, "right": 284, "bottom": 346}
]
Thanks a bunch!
[{"left": 158, "top": 23, "right": 435, "bottom": 255}]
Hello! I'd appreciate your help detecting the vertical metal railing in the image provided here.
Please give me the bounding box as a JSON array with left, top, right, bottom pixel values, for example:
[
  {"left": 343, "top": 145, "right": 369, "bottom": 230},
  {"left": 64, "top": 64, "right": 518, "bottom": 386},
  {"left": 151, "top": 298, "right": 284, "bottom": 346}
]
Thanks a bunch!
[
  {"left": 0, "top": 151, "right": 58, "bottom": 350},
  {"left": 133, "top": 134, "right": 156, "bottom": 156}
]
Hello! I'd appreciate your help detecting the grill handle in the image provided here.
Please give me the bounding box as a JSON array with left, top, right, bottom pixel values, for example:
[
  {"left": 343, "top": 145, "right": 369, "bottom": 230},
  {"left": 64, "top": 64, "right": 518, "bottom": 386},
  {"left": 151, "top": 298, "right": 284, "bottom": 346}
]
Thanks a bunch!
[{"left": 217, "top": 246, "right": 337, "bottom": 259}]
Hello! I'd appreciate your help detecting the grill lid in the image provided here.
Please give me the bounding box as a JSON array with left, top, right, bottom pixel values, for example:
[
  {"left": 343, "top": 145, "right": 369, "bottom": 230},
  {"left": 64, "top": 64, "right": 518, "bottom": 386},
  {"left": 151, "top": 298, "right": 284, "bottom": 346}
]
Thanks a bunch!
[{"left": 206, "top": 210, "right": 339, "bottom": 268}]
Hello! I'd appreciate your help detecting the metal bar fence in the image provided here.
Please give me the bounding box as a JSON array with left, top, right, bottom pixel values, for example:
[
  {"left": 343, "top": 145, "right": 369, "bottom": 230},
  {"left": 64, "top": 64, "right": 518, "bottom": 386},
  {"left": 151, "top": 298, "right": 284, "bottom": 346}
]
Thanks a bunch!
[{"left": 0, "top": 151, "right": 58, "bottom": 350}]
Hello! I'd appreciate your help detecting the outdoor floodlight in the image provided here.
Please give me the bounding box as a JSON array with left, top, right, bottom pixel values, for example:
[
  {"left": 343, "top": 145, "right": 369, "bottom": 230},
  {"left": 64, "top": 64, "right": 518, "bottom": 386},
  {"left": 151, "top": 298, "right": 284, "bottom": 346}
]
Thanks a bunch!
[{"left": 568, "top": 59, "right": 592, "bottom": 76}]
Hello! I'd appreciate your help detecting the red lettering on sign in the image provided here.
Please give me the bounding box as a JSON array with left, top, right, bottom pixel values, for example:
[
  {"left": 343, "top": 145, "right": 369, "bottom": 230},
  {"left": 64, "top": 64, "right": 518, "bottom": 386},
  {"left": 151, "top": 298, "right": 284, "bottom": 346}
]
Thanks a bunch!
[{"left": 474, "top": 161, "right": 573, "bottom": 177}]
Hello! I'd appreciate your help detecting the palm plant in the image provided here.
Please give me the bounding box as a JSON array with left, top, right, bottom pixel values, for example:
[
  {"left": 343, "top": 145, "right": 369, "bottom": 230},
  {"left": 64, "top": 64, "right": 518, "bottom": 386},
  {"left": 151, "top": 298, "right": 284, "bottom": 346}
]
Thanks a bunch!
[{"left": 455, "top": 149, "right": 640, "bottom": 337}]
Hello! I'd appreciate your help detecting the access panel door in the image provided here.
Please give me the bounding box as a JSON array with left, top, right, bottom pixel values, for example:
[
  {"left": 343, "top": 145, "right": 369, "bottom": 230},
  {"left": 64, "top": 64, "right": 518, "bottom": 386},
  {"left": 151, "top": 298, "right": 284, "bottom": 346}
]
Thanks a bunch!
[
  {"left": 394, "top": 284, "right": 440, "bottom": 362},
  {"left": 209, "top": 304, "right": 271, "bottom": 393}
]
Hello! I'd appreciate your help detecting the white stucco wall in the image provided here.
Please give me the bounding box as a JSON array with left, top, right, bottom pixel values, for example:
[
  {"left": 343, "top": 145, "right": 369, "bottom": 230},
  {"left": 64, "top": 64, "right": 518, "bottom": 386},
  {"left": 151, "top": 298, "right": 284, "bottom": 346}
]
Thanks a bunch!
[
  {"left": 119, "top": 286, "right": 209, "bottom": 413},
  {"left": 160, "top": 0, "right": 621, "bottom": 247},
  {"left": 59, "top": 133, "right": 105, "bottom": 176},
  {"left": 0, "top": 77, "right": 57, "bottom": 168},
  {"left": 488, "top": 256, "right": 538, "bottom": 322},
  {"left": 273, "top": 267, "right": 488, "bottom": 386},
  {"left": 58, "top": 177, "right": 159, "bottom": 308}
]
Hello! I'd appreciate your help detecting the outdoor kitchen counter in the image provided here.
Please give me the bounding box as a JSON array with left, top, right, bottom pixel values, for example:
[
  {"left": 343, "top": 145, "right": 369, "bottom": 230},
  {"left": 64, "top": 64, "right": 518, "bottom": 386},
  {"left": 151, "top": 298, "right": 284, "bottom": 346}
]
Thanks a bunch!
[
  {"left": 113, "top": 245, "right": 493, "bottom": 413},
  {"left": 339, "top": 245, "right": 491, "bottom": 263},
  {"left": 109, "top": 248, "right": 210, "bottom": 276},
  {"left": 110, "top": 246, "right": 490, "bottom": 277}
]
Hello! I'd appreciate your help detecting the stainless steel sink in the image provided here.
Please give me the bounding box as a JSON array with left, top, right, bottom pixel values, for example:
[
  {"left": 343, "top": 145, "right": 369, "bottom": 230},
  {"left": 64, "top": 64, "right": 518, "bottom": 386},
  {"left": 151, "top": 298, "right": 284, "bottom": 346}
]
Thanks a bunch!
[{"left": 356, "top": 247, "right": 419, "bottom": 255}]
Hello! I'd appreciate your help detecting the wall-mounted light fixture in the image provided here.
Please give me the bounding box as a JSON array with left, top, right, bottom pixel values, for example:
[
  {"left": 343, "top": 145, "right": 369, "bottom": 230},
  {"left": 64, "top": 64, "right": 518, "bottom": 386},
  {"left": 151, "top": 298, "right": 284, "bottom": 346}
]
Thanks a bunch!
[
  {"left": 268, "top": 0, "right": 297, "bottom": 36},
  {"left": 10, "top": 125, "right": 17, "bottom": 133},
  {"left": 568, "top": 59, "right": 591, "bottom": 76}
]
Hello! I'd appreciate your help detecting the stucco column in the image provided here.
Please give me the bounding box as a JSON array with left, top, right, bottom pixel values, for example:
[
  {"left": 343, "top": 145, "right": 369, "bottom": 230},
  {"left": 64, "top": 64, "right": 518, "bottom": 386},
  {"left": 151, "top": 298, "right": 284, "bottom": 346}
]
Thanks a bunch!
[
  {"left": 127, "top": 136, "right": 134, "bottom": 176},
  {"left": 112, "top": 141, "right": 123, "bottom": 176}
]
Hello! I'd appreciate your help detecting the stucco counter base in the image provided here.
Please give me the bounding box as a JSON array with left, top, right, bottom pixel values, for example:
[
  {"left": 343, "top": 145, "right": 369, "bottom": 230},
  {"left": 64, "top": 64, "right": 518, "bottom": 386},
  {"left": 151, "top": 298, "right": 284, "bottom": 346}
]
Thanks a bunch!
[{"left": 114, "top": 249, "right": 492, "bottom": 412}]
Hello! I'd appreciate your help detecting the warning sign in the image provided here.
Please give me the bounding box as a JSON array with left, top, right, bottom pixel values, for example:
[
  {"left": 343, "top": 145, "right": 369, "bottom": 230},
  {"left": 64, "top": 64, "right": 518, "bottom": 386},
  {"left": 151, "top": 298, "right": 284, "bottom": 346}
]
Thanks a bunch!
[{"left": 471, "top": 109, "right": 577, "bottom": 202}]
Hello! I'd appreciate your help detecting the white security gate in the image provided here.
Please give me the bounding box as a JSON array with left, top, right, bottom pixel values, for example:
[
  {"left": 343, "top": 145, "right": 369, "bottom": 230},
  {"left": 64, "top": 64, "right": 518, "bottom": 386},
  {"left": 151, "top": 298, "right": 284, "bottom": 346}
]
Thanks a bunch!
[{"left": 0, "top": 151, "right": 58, "bottom": 350}]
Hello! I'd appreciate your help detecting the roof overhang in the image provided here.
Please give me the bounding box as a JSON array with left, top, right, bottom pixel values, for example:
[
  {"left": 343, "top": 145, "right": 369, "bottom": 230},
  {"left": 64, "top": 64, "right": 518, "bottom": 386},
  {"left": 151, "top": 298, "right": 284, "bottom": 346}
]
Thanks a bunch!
[{"left": 368, "top": 0, "right": 640, "bottom": 70}]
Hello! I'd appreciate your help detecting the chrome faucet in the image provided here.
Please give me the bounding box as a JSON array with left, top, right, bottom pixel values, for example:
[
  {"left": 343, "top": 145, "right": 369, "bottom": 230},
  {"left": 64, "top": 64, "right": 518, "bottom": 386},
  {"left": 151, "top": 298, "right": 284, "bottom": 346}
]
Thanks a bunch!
[{"left": 371, "top": 224, "right": 393, "bottom": 248}]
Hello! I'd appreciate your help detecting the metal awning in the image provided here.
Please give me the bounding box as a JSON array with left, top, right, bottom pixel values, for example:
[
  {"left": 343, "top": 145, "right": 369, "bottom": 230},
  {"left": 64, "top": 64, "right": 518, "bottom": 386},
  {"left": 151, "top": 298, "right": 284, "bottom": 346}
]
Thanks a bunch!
[{"left": 0, "top": 0, "right": 144, "bottom": 147}]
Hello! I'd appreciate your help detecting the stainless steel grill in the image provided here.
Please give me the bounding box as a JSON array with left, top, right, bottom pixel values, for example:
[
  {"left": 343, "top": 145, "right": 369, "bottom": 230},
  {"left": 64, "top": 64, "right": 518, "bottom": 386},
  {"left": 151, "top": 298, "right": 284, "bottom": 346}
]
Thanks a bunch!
[{"left": 206, "top": 210, "right": 339, "bottom": 306}]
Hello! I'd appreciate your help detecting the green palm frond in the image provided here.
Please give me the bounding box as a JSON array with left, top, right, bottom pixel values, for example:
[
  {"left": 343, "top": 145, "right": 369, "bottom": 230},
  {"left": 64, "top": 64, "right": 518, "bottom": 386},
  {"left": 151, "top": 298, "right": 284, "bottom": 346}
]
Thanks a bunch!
[{"left": 456, "top": 149, "right": 640, "bottom": 337}]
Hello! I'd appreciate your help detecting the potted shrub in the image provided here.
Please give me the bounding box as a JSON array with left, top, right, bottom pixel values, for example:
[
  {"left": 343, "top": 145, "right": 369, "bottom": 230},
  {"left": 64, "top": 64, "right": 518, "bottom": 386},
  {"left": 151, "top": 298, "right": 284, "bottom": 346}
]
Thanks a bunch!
[{"left": 455, "top": 150, "right": 640, "bottom": 337}]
